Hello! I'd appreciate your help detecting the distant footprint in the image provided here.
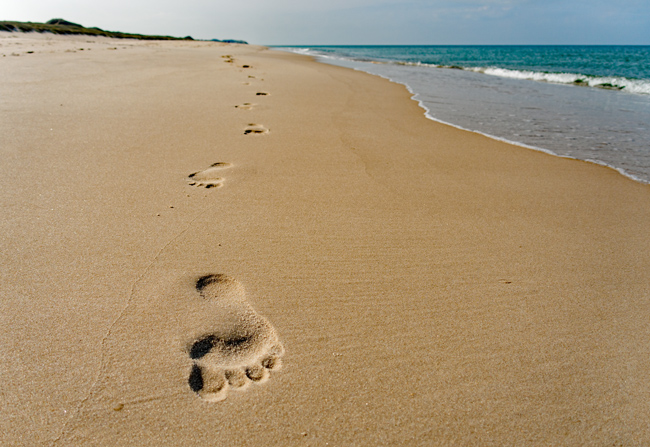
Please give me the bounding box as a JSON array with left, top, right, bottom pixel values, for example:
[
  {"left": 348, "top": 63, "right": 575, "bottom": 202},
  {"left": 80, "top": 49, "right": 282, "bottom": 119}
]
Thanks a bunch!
[
  {"left": 235, "top": 103, "right": 256, "bottom": 110},
  {"left": 256, "top": 92, "right": 270, "bottom": 96},
  {"left": 244, "top": 124, "right": 269, "bottom": 135},
  {"left": 187, "top": 274, "right": 284, "bottom": 402},
  {"left": 187, "top": 162, "right": 232, "bottom": 189}
]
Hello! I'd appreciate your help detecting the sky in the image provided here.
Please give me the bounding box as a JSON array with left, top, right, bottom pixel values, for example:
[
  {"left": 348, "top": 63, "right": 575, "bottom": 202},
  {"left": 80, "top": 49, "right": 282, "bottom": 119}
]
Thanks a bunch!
[{"left": 3, "top": 0, "right": 650, "bottom": 45}]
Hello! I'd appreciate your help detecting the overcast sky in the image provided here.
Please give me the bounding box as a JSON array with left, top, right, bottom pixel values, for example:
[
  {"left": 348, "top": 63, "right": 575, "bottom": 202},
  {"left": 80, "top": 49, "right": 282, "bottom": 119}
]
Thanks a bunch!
[{"left": 4, "top": 0, "right": 650, "bottom": 45}]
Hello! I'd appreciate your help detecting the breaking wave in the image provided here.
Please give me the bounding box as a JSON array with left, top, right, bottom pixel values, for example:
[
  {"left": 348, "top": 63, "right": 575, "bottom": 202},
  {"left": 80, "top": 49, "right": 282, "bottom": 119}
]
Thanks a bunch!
[
  {"left": 470, "top": 67, "right": 650, "bottom": 95},
  {"left": 282, "top": 47, "right": 650, "bottom": 96}
]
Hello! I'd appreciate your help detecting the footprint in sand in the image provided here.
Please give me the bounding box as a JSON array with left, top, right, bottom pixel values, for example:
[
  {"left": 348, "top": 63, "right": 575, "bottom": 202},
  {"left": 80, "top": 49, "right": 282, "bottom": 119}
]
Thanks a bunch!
[
  {"left": 256, "top": 92, "right": 270, "bottom": 96},
  {"left": 187, "top": 274, "right": 284, "bottom": 402},
  {"left": 187, "top": 162, "right": 232, "bottom": 189},
  {"left": 244, "top": 124, "right": 269, "bottom": 135},
  {"left": 235, "top": 103, "right": 256, "bottom": 110}
]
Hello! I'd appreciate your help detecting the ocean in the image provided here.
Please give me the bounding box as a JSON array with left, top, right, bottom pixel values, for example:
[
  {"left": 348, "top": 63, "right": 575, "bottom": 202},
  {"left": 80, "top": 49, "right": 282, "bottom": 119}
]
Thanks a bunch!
[{"left": 275, "top": 46, "right": 650, "bottom": 184}]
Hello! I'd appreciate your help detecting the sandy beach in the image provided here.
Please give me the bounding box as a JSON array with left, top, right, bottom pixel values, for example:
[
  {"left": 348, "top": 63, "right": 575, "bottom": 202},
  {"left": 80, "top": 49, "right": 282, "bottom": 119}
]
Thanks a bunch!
[{"left": 1, "top": 32, "right": 649, "bottom": 446}]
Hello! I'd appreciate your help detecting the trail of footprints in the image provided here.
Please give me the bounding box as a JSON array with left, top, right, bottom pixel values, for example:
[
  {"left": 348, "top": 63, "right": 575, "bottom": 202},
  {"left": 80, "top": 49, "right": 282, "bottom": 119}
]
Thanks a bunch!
[
  {"left": 187, "top": 274, "right": 284, "bottom": 402},
  {"left": 188, "top": 57, "right": 271, "bottom": 192},
  {"left": 181, "top": 55, "right": 283, "bottom": 403},
  {"left": 226, "top": 54, "right": 271, "bottom": 134}
]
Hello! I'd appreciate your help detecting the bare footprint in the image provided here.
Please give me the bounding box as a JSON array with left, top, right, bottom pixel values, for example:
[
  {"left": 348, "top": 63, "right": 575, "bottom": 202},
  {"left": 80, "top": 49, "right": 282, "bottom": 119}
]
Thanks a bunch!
[
  {"left": 235, "top": 103, "right": 256, "bottom": 110},
  {"left": 187, "top": 274, "right": 284, "bottom": 402},
  {"left": 256, "top": 92, "right": 269, "bottom": 96},
  {"left": 188, "top": 162, "right": 232, "bottom": 189},
  {"left": 244, "top": 124, "right": 269, "bottom": 135}
]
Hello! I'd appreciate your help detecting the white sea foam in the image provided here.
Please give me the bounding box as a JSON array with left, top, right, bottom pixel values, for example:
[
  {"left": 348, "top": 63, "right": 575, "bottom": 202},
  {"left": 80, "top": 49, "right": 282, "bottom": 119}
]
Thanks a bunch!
[{"left": 470, "top": 67, "right": 650, "bottom": 95}]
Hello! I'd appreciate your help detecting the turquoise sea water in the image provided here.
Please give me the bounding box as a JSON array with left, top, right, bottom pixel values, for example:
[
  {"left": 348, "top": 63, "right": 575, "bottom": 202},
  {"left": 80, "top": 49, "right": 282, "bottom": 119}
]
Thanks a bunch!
[{"left": 276, "top": 46, "right": 650, "bottom": 183}]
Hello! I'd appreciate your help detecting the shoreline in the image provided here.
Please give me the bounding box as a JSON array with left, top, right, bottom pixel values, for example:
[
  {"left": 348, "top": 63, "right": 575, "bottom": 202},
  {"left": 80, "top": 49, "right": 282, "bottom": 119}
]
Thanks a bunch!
[
  {"left": 371, "top": 67, "right": 650, "bottom": 185},
  {"left": 279, "top": 46, "right": 650, "bottom": 185},
  {"left": 2, "top": 33, "right": 650, "bottom": 445}
]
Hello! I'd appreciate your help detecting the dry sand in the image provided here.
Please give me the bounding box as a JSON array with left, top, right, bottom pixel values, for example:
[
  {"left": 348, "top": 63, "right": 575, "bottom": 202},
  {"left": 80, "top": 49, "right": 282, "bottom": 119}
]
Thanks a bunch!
[{"left": 1, "top": 32, "right": 649, "bottom": 446}]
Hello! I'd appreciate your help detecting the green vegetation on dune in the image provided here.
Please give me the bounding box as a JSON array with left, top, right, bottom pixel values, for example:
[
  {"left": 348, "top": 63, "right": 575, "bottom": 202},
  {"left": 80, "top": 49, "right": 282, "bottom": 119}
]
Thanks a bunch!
[{"left": 0, "top": 18, "right": 194, "bottom": 41}]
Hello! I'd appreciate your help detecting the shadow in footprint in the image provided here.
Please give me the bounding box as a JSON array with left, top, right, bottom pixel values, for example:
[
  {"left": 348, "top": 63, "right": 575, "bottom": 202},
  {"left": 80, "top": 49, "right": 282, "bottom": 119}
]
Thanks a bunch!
[
  {"left": 187, "top": 274, "right": 284, "bottom": 402},
  {"left": 188, "top": 162, "right": 232, "bottom": 189},
  {"left": 188, "top": 364, "right": 204, "bottom": 392}
]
